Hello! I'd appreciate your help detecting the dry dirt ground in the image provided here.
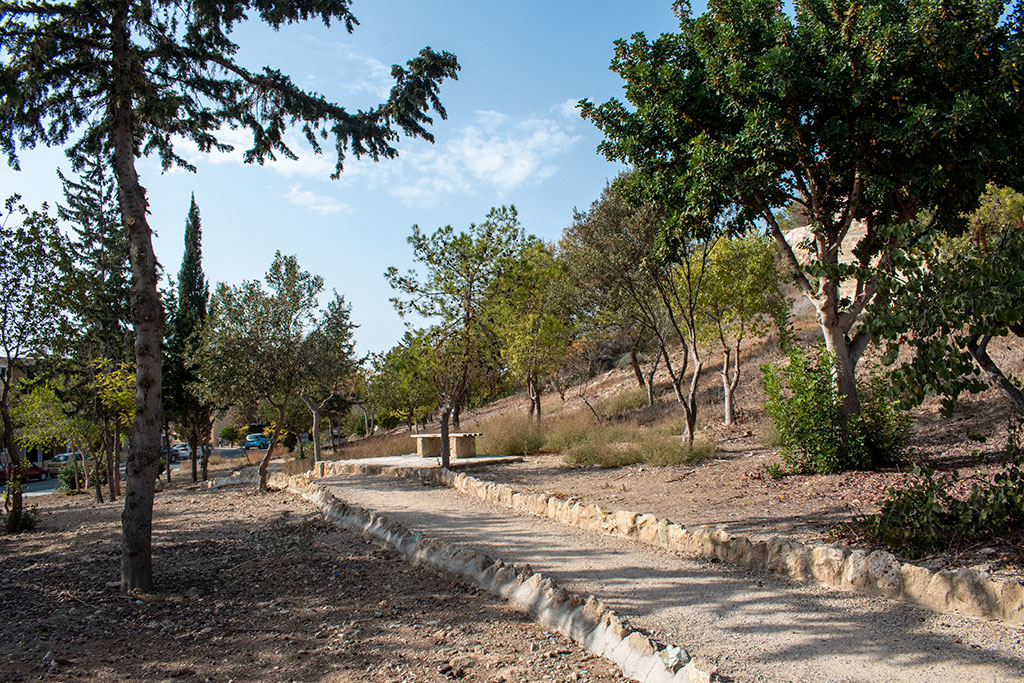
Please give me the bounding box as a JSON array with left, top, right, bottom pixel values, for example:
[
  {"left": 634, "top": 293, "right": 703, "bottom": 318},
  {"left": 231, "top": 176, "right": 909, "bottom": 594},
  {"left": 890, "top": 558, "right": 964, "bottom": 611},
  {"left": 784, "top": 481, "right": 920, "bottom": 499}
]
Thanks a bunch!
[{"left": 0, "top": 472, "right": 626, "bottom": 683}]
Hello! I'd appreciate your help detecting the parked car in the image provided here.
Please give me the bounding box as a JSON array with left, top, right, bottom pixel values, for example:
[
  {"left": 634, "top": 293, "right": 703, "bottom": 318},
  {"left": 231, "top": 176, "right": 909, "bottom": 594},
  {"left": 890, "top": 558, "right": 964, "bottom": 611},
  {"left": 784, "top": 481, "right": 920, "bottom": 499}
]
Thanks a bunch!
[
  {"left": 0, "top": 463, "right": 48, "bottom": 483},
  {"left": 244, "top": 433, "right": 270, "bottom": 450},
  {"left": 46, "top": 452, "right": 82, "bottom": 476},
  {"left": 171, "top": 443, "right": 192, "bottom": 460}
]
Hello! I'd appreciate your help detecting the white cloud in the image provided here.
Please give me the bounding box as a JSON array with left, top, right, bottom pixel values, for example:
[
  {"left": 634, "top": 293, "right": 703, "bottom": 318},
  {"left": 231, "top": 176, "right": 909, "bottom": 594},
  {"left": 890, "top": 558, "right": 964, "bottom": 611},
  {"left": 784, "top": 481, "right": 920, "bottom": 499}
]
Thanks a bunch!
[
  {"left": 391, "top": 109, "right": 581, "bottom": 202},
  {"left": 553, "top": 98, "right": 583, "bottom": 120},
  {"left": 284, "top": 184, "right": 348, "bottom": 215}
]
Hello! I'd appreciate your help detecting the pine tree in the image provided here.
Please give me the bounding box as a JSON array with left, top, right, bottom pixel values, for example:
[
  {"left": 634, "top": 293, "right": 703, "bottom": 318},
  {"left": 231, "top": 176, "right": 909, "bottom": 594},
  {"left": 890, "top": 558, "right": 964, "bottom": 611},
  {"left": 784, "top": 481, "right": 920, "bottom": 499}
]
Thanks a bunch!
[
  {"left": 167, "top": 195, "right": 211, "bottom": 483},
  {"left": 58, "top": 160, "right": 133, "bottom": 365},
  {"left": 57, "top": 158, "right": 134, "bottom": 500}
]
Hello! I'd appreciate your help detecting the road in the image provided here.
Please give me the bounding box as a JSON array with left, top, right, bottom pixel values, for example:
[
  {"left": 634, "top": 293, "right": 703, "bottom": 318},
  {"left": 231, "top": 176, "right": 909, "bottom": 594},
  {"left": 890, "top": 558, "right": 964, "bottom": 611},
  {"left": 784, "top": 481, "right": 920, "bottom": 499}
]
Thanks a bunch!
[{"left": 20, "top": 447, "right": 244, "bottom": 497}]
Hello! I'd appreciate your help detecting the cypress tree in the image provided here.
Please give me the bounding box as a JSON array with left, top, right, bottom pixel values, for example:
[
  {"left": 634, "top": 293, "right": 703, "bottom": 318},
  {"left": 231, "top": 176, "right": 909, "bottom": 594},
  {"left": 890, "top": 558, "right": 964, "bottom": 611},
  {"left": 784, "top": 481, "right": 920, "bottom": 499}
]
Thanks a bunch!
[{"left": 167, "top": 194, "right": 210, "bottom": 483}]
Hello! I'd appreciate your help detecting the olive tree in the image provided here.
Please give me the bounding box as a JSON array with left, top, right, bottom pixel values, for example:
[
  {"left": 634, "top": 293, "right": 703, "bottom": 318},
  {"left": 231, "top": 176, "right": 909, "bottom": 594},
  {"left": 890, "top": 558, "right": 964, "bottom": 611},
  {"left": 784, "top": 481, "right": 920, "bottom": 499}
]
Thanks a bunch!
[{"left": 194, "top": 253, "right": 323, "bottom": 491}]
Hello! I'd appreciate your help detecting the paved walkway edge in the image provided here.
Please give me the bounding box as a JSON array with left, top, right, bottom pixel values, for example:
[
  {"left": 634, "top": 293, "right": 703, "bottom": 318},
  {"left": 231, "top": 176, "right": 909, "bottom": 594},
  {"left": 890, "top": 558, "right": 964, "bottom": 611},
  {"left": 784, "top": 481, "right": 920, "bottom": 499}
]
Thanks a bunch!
[
  {"left": 309, "top": 459, "right": 1024, "bottom": 626},
  {"left": 206, "top": 470, "right": 717, "bottom": 683}
]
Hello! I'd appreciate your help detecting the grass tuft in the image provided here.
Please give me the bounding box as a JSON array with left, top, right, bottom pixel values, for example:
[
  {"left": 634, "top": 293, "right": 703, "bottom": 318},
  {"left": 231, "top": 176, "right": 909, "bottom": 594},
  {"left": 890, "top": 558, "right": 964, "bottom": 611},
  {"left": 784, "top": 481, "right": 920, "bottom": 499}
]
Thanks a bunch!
[
  {"left": 478, "top": 414, "right": 544, "bottom": 456},
  {"left": 600, "top": 386, "right": 649, "bottom": 416}
]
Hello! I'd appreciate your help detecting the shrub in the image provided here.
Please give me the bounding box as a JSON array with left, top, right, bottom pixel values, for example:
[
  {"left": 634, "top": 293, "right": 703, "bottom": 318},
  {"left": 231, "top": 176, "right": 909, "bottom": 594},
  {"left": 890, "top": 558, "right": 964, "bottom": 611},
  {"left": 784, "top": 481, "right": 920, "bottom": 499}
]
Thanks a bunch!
[
  {"left": 600, "top": 387, "right": 648, "bottom": 416},
  {"left": 57, "top": 463, "right": 82, "bottom": 492},
  {"left": 858, "top": 416, "right": 1024, "bottom": 557},
  {"left": 219, "top": 425, "right": 240, "bottom": 445},
  {"left": 762, "top": 347, "right": 909, "bottom": 474}
]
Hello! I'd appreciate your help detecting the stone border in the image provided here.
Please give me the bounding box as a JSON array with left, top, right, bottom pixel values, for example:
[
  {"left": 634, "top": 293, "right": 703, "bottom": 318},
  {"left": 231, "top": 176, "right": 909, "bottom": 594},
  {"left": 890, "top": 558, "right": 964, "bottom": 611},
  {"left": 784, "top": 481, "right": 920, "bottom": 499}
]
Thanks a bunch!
[{"left": 311, "top": 459, "right": 1024, "bottom": 626}]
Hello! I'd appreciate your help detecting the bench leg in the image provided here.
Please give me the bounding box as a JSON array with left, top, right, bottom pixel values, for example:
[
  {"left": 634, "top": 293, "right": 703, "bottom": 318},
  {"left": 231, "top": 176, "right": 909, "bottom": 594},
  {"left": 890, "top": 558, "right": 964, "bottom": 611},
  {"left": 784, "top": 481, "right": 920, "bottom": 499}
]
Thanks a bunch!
[
  {"left": 449, "top": 436, "right": 477, "bottom": 460},
  {"left": 417, "top": 438, "right": 442, "bottom": 458}
]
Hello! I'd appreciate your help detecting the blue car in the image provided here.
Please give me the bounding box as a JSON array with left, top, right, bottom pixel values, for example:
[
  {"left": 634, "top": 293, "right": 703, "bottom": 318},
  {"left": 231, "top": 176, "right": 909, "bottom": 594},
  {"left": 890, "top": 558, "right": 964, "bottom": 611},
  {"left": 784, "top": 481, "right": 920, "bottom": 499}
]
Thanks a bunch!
[{"left": 244, "top": 433, "right": 270, "bottom": 449}]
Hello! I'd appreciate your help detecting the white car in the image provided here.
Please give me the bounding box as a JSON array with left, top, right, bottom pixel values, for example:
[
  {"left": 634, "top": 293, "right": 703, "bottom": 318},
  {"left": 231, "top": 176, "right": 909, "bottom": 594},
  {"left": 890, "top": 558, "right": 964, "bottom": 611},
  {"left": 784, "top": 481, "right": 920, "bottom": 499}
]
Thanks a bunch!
[{"left": 171, "top": 443, "right": 192, "bottom": 459}]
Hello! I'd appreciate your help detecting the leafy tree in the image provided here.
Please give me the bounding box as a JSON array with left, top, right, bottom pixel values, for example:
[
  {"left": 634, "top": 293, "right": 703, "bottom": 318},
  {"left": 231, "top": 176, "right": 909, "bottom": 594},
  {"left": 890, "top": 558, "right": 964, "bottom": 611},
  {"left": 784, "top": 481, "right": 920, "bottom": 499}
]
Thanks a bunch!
[
  {"left": 699, "top": 234, "right": 789, "bottom": 425},
  {"left": 582, "top": 0, "right": 1024, "bottom": 422},
  {"left": 494, "top": 239, "right": 574, "bottom": 422},
  {"left": 870, "top": 185, "right": 1024, "bottom": 414},
  {"left": 166, "top": 195, "right": 212, "bottom": 482},
  {"left": 1, "top": 0, "right": 457, "bottom": 590},
  {"left": 561, "top": 178, "right": 716, "bottom": 444},
  {"left": 560, "top": 179, "right": 673, "bottom": 403},
  {"left": 368, "top": 331, "right": 439, "bottom": 430},
  {"left": 386, "top": 207, "right": 525, "bottom": 466},
  {"left": 298, "top": 292, "right": 357, "bottom": 463},
  {"left": 0, "top": 197, "right": 65, "bottom": 531},
  {"left": 194, "top": 252, "right": 323, "bottom": 490},
  {"left": 13, "top": 384, "right": 97, "bottom": 496}
]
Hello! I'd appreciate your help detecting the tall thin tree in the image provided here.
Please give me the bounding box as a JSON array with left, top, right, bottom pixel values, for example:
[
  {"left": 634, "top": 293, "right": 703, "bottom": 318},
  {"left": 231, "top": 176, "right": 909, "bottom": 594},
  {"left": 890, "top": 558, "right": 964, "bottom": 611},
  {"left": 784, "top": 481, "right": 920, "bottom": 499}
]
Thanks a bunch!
[{"left": 167, "top": 195, "right": 211, "bottom": 483}]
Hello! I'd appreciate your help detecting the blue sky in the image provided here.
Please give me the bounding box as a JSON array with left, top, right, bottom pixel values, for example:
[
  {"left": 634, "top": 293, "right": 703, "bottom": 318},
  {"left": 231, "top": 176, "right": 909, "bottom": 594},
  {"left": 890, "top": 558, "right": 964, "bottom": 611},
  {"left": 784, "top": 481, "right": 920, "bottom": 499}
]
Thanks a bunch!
[{"left": 0, "top": 1, "right": 697, "bottom": 355}]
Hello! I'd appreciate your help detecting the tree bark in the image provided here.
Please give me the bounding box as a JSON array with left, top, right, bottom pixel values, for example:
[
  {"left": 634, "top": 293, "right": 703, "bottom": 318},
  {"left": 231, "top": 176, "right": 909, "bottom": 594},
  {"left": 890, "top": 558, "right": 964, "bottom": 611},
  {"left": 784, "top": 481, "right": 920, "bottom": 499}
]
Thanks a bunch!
[
  {"left": 113, "top": 2, "right": 165, "bottom": 594},
  {"left": 721, "top": 338, "right": 742, "bottom": 426},
  {"left": 162, "top": 420, "right": 171, "bottom": 483},
  {"left": 967, "top": 334, "right": 1024, "bottom": 413},
  {"left": 644, "top": 352, "right": 660, "bottom": 407}
]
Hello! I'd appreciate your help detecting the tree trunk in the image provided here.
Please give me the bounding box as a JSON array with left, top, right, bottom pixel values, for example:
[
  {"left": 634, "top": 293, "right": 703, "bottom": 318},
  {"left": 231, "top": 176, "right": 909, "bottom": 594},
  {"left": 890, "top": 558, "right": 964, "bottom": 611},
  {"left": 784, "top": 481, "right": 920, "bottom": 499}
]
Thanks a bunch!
[
  {"left": 1, "top": 380, "right": 24, "bottom": 532},
  {"left": 967, "top": 334, "right": 1024, "bottom": 413},
  {"left": 310, "top": 406, "right": 322, "bottom": 463},
  {"left": 630, "top": 347, "right": 646, "bottom": 388},
  {"left": 682, "top": 346, "right": 703, "bottom": 447},
  {"left": 721, "top": 340, "right": 742, "bottom": 427},
  {"left": 452, "top": 404, "right": 461, "bottom": 431},
  {"left": 189, "top": 420, "right": 198, "bottom": 484},
  {"left": 105, "top": 422, "right": 117, "bottom": 501},
  {"left": 201, "top": 442, "right": 210, "bottom": 481},
  {"left": 113, "top": 4, "right": 165, "bottom": 594},
  {"left": 257, "top": 404, "right": 287, "bottom": 492},
  {"left": 91, "top": 450, "right": 104, "bottom": 503},
  {"left": 644, "top": 353, "right": 660, "bottom": 407},
  {"left": 163, "top": 420, "right": 171, "bottom": 483},
  {"left": 820, "top": 317, "right": 861, "bottom": 417},
  {"left": 113, "top": 423, "right": 123, "bottom": 497},
  {"left": 439, "top": 405, "right": 452, "bottom": 469}
]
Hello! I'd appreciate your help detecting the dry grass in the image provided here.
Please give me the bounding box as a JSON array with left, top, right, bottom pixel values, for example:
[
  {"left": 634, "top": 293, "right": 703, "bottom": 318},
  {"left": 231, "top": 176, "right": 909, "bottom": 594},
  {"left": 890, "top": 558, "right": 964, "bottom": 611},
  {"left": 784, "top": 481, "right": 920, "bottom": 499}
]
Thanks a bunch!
[
  {"left": 323, "top": 432, "right": 416, "bottom": 461},
  {"left": 599, "top": 386, "right": 649, "bottom": 417},
  {"left": 561, "top": 428, "right": 717, "bottom": 468},
  {"left": 477, "top": 414, "right": 544, "bottom": 456}
]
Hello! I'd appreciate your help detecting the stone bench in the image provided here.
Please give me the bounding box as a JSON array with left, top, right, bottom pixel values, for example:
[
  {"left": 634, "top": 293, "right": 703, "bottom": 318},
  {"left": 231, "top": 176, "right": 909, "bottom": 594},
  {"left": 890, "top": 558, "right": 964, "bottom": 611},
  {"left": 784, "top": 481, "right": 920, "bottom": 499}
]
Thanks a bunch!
[{"left": 412, "top": 432, "right": 483, "bottom": 460}]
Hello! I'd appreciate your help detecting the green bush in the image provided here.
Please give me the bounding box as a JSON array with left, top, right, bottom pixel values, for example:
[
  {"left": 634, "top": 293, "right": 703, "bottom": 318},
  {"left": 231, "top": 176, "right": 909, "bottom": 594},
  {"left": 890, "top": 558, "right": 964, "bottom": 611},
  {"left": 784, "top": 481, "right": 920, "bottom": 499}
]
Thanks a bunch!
[
  {"left": 762, "top": 348, "right": 909, "bottom": 474},
  {"left": 858, "top": 416, "right": 1024, "bottom": 557},
  {"left": 57, "top": 463, "right": 82, "bottom": 492}
]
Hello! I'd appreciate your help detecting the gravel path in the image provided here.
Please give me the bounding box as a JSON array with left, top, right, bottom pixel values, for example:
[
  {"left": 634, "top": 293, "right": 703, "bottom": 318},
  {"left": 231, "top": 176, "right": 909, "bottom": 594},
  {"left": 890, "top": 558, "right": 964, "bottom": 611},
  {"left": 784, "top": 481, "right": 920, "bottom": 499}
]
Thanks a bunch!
[{"left": 320, "top": 472, "right": 1024, "bottom": 683}]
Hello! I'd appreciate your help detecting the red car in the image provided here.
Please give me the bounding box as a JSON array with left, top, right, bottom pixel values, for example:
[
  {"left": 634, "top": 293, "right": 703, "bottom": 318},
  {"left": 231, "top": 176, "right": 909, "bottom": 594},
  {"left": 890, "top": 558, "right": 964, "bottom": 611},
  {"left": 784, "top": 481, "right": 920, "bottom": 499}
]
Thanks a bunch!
[{"left": 0, "top": 463, "right": 49, "bottom": 483}]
